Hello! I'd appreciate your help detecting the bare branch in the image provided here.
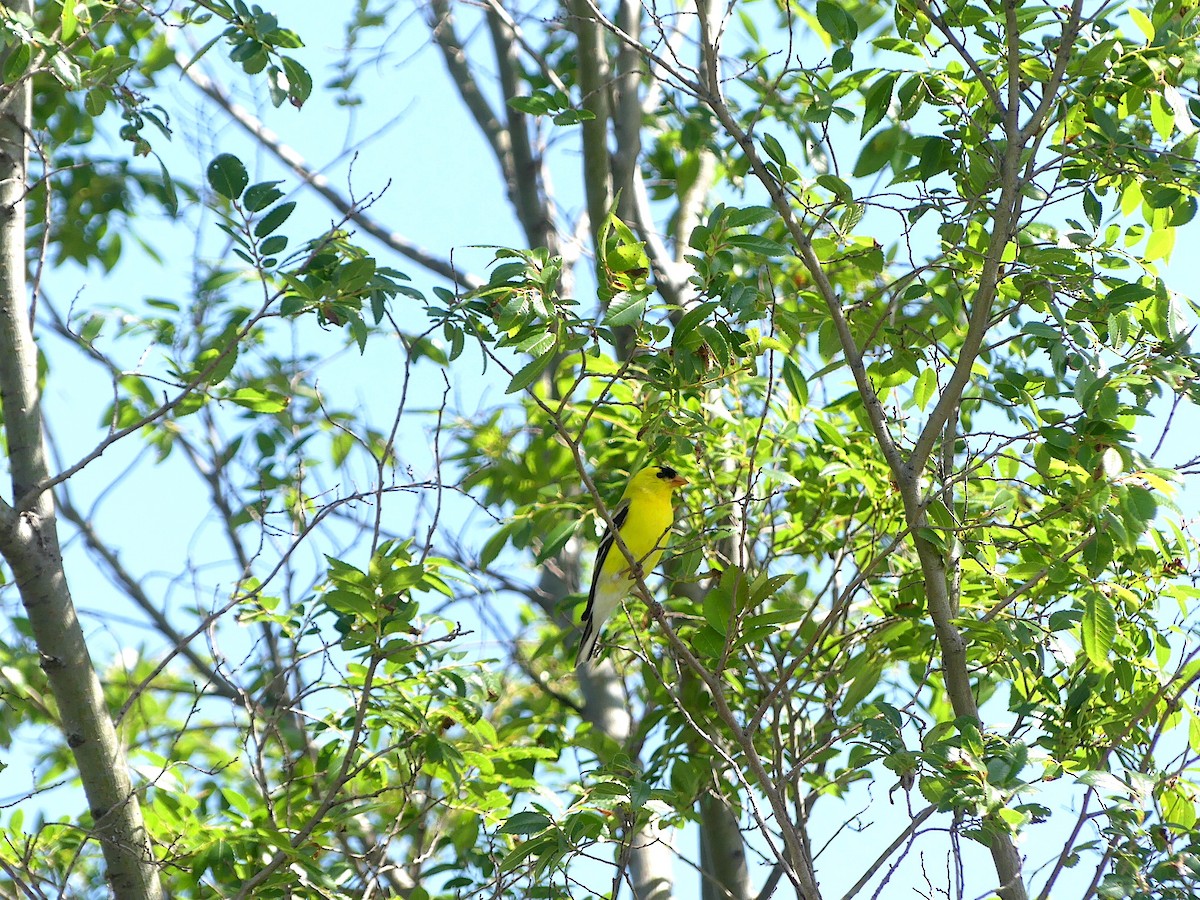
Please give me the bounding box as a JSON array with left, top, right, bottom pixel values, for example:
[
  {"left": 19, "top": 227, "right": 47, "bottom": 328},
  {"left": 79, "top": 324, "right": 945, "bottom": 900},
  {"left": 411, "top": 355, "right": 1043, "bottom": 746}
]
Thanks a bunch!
[
  {"left": 427, "top": 0, "right": 514, "bottom": 184},
  {"left": 486, "top": 9, "right": 557, "bottom": 250},
  {"left": 566, "top": 0, "right": 613, "bottom": 250}
]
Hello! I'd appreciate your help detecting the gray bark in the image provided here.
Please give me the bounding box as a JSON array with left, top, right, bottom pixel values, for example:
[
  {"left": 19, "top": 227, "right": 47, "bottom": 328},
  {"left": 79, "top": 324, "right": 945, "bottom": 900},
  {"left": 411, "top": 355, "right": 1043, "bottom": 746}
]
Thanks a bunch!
[
  {"left": 700, "top": 791, "right": 751, "bottom": 900},
  {"left": 0, "top": 5, "right": 163, "bottom": 896}
]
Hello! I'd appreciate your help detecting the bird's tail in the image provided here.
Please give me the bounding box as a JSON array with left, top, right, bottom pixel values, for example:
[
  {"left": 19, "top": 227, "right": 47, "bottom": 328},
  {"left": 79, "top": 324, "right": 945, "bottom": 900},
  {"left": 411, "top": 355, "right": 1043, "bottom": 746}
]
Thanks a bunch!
[{"left": 575, "top": 617, "right": 600, "bottom": 668}]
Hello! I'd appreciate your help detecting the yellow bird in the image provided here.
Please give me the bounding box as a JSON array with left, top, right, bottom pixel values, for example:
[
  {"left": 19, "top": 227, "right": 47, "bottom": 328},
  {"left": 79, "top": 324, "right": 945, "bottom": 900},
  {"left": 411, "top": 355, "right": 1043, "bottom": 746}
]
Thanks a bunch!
[{"left": 576, "top": 464, "right": 688, "bottom": 667}]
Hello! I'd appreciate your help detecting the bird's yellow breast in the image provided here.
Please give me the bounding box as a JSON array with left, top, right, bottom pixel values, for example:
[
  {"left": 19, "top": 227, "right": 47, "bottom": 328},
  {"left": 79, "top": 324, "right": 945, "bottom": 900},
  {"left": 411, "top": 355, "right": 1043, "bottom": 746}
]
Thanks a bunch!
[{"left": 606, "top": 481, "right": 676, "bottom": 579}]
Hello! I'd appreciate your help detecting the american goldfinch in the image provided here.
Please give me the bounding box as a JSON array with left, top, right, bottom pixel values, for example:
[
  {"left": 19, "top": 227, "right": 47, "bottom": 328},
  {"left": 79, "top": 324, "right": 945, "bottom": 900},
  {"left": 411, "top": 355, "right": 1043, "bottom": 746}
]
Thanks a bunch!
[{"left": 576, "top": 464, "right": 688, "bottom": 667}]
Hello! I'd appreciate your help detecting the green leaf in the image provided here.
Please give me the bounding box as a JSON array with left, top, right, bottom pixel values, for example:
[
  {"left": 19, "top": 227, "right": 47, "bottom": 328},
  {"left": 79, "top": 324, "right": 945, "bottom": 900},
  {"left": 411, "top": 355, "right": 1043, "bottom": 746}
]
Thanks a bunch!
[
  {"left": 1081, "top": 592, "right": 1116, "bottom": 668},
  {"left": 244, "top": 181, "right": 286, "bottom": 212},
  {"left": 861, "top": 72, "right": 898, "bottom": 137},
  {"left": 1021, "top": 322, "right": 1058, "bottom": 341},
  {"left": 917, "top": 527, "right": 946, "bottom": 552},
  {"left": 854, "top": 126, "right": 901, "bottom": 178},
  {"left": 1083, "top": 190, "right": 1102, "bottom": 229},
  {"left": 782, "top": 357, "right": 808, "bottom": 405},
  {"left": 207, "top": 153, "right": 249, "bottom": 201},
  {"left": 515, "top": 331, "right": 556, "bottom": 356},
  {"left": 155, "top": 154, "right": 179, "bottom": 218},
  {"left": 508, "top": 93, "right": 554, "bottom": 115},
  {"left": 725, "top": 206, "right": 777, "bottom": 228},
  {"left": 255, "top": 202, "right": 296, "bottom": 238},
  {"left": 761, "top": 133, "right": 787, "bottom": 166},
  {"left": 816, "top": 0, "right": 857, "bottom": 42},
  {"left": 913, "top": 367, "right": 936, "bottom": 410},
  {"left": 673, "top": 301, "right": 720, "bottom": 346},
  {"left": 280, "top": 56, "right": 312, "bottom": 106},
  {"left": 195, "top": 346, "right": 237, "bottom": 386},
  {"left": 817, "top": 174, "right": 854, "bottom": 204},
  {"left": 260, "top": 235, "right": 288, "bottom": 256},
  {"left": 85, "top": 87, "right": 108, "bottom": 117},
  {"left": 917, "top": 137, "right": 953, "bottom": 181},
  {"left": 506, "top": 349, "right": 556, "bottom": 394},
  {"left": 692, "top": 624, "right": 725, "bottom": 660},
  {"left": 280, "top": 295, "right": 307, "bottom": 316},
  {"left": 3, "top": 41, "right": 30, "bottom": 82},
  {"left": 726, "top": 234, "right": 790, "bottom": 257},
  {"left": 499, "top": 811, "right": 552, "bottom": 835},
  {"left": 703, "top": 584, "right": 732, "bottom": 636},
  {"left": 226, "top": 388, "right": 290, "bottom": 413},
  {"left": 552, "top": 108, "right": 595, "bottom": 125},
  {"left": 536, "top": 520, "right": 578, "bottom": 564},
  {"left": 61, "top": 0, "right": 78, "bottom": 40},
  {"left": 750, "top": 573, "right": 794, "bottom": 605},
  {"left": 1127, "top": 6, "right": 1154, "bottom": 41},
  {"left": 602, "top": 292, "right": 648, "bottom": 327},
  {"left": 480, "top": 523, "right": 514, "bottom": 569}
]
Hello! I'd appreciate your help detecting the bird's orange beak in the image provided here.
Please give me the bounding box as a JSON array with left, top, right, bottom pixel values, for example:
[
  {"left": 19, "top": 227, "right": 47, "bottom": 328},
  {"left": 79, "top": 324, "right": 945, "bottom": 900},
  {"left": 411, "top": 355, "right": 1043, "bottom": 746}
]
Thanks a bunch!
[{"left": 669, "top": 474, "right": 688, "bottom": 488}]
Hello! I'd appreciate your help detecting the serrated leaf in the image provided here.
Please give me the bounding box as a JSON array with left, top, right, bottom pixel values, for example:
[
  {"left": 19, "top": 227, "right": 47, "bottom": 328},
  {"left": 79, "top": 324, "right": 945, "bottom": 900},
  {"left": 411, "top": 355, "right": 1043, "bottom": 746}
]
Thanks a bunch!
[
  {"left": 1081, "top": 592, "right": 1116, "bottom": 668},
  {"left": 602, "top": 292, "right": 648, "bottom": 327},
  {"left": 673, "top": 301, "right": 720, "bottom": 345},
  {"left": 726, "top": 234, "right": 790, "bottom": 257},
  {"left": 499, "top": 811, "right": 552, "bottom": 835},
  {"left": 260, "top": 235, "right": 288, "bottom": 256},
  {"left": 761, "top": 133, "right": 787, "bottom": 166},
  {"left": 725, "top": 206, "right": 777, "bottom": 228},
  {"left": 515, "top": 331, "right": 556, "bottom": 356},
  {"left": 255, "top": 201, "right": 296, "bottom": 238},
  {"left": 861, "top": 71, "right": 898, "bottom": 137},
  {"left": 506, "top": 349, "right": 556, "bottom": 394},
  {"left": 244, "top": 181, "right": 285, "bottom": 212},
  {"left": 817, "top": 174, "right": 854, "bottom": 204}
]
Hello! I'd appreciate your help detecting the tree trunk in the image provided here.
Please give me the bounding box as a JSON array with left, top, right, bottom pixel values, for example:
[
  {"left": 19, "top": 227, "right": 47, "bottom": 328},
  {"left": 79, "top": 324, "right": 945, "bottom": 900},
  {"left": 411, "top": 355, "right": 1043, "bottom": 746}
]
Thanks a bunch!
[
  {"left": 0, "top": 6, "right": 164, "bottom": 896},
  {"left": 700, "top": 791, "right": 751, "bottom": 900}
]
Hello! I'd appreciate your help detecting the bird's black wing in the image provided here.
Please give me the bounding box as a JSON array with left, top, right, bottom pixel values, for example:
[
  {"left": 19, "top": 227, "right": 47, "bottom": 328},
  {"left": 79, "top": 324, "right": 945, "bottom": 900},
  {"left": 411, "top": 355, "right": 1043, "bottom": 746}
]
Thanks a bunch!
[{"left": 576, "top": 500, "right": 630, "bottom": 663}]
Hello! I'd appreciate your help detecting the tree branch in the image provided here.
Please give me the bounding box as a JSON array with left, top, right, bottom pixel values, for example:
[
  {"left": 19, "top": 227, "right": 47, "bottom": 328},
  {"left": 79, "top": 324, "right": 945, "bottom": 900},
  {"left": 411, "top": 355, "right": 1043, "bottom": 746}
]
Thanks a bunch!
[
  {"left": 610, "top": 0, "right": 643, "bottom": 216},
  {"left": 427, "top": 0, "right": 512, "bottom": 176},
  {"left": 485, "top": 8, "right": 556, "bottom": 250},
  {"left": 0, "top": 13, "right": 163, "bottom": 895},
  {"left": 566, "top": 0, "right": 613, "bottom": 250},
  {"left": 54, "top": 483, "right": 242, "bottom": 702},
  {"left": 174, "top": 52, "right": 481, "bottom": 290}
]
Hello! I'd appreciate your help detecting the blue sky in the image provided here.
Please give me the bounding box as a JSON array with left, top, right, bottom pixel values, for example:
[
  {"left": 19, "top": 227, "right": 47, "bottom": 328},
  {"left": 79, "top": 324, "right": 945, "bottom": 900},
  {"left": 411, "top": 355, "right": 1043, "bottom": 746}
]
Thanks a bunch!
[{"left": 4, "top": 2, "right": 1200, "bottom": 898}]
